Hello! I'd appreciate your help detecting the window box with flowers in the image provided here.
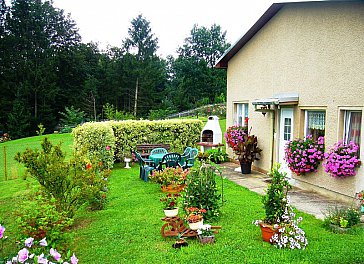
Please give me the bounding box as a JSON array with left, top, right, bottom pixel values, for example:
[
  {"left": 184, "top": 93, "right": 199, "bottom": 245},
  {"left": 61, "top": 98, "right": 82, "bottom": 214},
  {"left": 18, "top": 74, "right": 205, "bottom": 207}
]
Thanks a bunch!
[
  {"left": 323, "top": 141, "right": 361, "bottom": 177},
  {"left": 160, "top": 193, "right": 180, "bottom": 217},
  {"left": 197, "top": 224, "right": 215, "bottom": 244},
  {"left": 284, "top": 135, "right": 325, "bottom": 176},
  {"left": 225, "top": 125, "right": 262, "bottom": 174},
  {"left": 185, "top": 207, "right": 206, "bottom": 230}
]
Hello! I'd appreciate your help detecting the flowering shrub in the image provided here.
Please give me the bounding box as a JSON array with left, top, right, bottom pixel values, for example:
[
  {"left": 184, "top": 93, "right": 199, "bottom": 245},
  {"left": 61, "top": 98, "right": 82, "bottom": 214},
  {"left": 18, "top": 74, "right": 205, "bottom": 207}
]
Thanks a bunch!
[
  {"left": 323, "top": 141, "right": 360, "bottom": 177},
  {"left": 0, "top": 133, "right": 10, "bottom": 143},
  {"left": 356, "top": 190, "right": 364, "bottom": 206},
  {"left": 284, "top": 135, "right": 325, "bottom": 175},
  {"left": 185, "top": 207, "right": 206, "bottom": 223},
  {"left": 160, "top": 193, "right": 180, "bottom": 209},
  {"left": 6, "top": 236, "right": 78, "bottom": 264},
  {"left": 149, "top": 167, "right": 189, "bottom": 187},
  {"left": 224, "top": 125, "right": 248, "bottom": 152},
  {"left": 269, "top": 198, "right": 308, "bottom": 250}
]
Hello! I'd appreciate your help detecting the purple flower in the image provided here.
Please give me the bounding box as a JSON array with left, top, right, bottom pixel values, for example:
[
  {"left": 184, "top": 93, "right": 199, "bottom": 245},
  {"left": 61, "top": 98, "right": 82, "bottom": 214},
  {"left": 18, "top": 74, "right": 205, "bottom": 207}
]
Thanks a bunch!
[
  {"left": 39, "top": 237, "right": 48, "bottom": 247},
  {"left": 0, "top": 225, "right": 5, "bottom": 239},
  {"left": 50, "top": 248, "right": 61, "bottom": 261},
  {"left": 37, "top": 253, "right": 48, "bottom": 264},
  {"left": 71, "top": 253, "right": 79, "bottom": 264},
  {"left": 24, "top": 237, "right": 34, "bottom": 248},
  {"left": 17, "top": 248, "right": 29, "bottom": 263}
]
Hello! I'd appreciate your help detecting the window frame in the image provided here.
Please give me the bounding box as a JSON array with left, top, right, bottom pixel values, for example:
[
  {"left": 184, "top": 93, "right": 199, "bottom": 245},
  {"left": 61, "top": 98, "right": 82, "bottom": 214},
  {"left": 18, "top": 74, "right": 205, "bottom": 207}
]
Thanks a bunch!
[
  {"left": 233, "top": 102, "right": 249, "bottom": 126},
  {"left": 343, "top": 110, "right": 362, "bottom": 145},
  {"left": 304, "top": 110, "right": 326, "bottom": 139}
]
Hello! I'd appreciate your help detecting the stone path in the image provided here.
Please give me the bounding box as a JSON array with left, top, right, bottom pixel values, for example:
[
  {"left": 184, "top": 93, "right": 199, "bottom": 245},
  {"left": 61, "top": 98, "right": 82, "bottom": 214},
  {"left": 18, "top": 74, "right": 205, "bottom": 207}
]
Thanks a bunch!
[{"left": 220, "top": 162, "right": 355, "bottom": 220}]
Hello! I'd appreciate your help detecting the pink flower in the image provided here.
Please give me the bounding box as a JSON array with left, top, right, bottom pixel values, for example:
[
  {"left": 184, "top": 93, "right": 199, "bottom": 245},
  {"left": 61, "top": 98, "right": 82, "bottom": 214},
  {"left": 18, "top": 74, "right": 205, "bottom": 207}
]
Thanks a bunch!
[
  {"left": 50, "top": 248, "right": 61, "bottom": 261},
  {"left": 105, "top": 146, "right": 111, "bottom": 151},
  {"left": 0, "top": 225, "right": 5, "bottom": 238},
  {"left": 17, "top": 248, "right": 29, "bottom": 263},
  {"left": 71, "top": 253, "right": 79, "bottom": 264}
]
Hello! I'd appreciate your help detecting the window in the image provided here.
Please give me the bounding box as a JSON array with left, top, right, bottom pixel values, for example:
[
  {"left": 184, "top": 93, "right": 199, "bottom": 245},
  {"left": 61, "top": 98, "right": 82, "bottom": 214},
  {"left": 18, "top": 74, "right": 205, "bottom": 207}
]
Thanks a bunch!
[
  {"left": 234, "top": 103, "right": 248, "bottom": 126},
  {"left": 344, "top": 111, "right": 361, "bottom": 147},
  {"left": 284, "top": 118, "right": 292, "bottom": 141},
  {"left": 305, "top": 110, "right": 325, "bottom": 140}
]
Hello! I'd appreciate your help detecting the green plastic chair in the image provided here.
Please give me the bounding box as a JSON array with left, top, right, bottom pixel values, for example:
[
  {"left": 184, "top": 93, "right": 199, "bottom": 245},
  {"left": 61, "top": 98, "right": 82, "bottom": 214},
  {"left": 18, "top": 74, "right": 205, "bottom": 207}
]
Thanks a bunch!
[
  {"left": 181, "top": 147, "right": 192, "bottom": 165},
  {"left": 158, "top": 153, "right": 181, "bottom": 171},
  {"left": 150, "top": 148, "right": 168, "bottom": 156},
  {"left": 134, "top": 151, "right": 156, "bottom": 182},
  {"left": 184, "top": 148, "right": 198, "bottom": 169}
]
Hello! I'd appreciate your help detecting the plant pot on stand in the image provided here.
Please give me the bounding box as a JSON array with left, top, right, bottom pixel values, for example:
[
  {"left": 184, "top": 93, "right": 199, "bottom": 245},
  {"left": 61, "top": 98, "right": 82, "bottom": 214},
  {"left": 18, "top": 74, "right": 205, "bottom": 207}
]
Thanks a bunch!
[
  {"left": 188, "top": 219, "right": 203, "bottom": 230},
  {"left": 163, "top": 207, "right": 179, "bottom": 217}
]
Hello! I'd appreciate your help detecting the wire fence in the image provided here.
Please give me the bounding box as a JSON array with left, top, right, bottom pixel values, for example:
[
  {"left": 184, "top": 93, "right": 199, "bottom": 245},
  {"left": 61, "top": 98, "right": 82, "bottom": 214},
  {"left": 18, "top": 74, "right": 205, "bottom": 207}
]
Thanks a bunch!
[{"left": 167, "top": 103, "right": 226, "bottom": 119}]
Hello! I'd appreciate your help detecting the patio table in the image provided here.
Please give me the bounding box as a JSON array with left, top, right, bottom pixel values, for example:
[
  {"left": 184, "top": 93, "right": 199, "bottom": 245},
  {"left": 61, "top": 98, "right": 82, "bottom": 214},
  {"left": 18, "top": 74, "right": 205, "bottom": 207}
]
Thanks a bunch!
[{"left": 149, "top": 153, "right": 166, "bottom": 167}]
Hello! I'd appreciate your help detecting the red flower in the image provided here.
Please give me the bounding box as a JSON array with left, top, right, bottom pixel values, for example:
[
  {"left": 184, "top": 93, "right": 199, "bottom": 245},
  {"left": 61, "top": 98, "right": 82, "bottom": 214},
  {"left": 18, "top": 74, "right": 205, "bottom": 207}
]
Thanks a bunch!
[{"left": 86, "top": 163, "right": 92, "bottom": 170}]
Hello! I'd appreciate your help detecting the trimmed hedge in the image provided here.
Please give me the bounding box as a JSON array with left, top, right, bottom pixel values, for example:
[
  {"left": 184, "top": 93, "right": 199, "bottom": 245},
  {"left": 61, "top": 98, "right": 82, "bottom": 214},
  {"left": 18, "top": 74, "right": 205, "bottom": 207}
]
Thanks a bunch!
[
  {"left": 72, "top": 119, "right": 203, "bottom": 162},
  {"left": 110, "top": 119, "right": 203, "bottom": 160},
  {"left": 72, "top": 122, "right": 115, "bottom": 169}
]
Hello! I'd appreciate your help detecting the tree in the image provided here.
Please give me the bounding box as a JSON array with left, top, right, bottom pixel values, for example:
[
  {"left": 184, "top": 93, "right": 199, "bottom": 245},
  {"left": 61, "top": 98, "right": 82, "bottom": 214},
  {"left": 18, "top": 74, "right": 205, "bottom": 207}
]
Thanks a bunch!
[{"left": 168, "top": 24, "right": 230, "bottom": 111}]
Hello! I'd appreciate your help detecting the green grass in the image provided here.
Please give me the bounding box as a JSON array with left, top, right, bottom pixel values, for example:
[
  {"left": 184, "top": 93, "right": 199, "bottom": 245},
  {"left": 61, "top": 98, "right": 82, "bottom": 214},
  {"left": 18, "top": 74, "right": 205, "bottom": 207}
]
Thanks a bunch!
[
  {"left": 0, "top": 133, "right": 73, "bottom": 181},
  {"left": 2, "top": 134, "right": 364, "bottom": 263}
]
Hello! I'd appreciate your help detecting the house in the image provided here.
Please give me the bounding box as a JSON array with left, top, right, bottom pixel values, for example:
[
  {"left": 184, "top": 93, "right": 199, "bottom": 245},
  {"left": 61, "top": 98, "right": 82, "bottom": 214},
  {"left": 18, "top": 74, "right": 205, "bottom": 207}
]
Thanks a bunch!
[{"left": 216, "top": 0, "right": 364, "bottom": 202}]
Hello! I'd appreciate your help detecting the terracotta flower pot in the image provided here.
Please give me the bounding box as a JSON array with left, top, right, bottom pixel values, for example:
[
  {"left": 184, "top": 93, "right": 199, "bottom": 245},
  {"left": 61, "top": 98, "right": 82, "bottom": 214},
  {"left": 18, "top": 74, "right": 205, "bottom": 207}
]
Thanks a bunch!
[
  {"left": 259, "top": 223, "right": 279, "bottom": 243},
  {"left": 161, "top": 184, "right": 186, "bottom": 193}
]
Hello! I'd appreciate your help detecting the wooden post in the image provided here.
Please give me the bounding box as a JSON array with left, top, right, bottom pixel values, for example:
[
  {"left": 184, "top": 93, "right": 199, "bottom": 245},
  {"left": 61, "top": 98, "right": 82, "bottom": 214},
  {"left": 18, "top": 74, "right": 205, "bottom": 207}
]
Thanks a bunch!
[{"left": 4, "top": 146, "right": 7, "bottom": 181}]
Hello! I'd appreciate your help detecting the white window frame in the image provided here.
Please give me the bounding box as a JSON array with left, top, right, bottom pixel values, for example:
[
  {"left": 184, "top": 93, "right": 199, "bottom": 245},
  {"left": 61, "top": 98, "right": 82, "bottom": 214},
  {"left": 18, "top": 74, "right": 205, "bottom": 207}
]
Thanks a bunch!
[
  {"left": 234, "top": 103, "right": 249, "bottom": 126},
  {"left": 343, "top": 110, "right": 362, "bottom": 145},
  {"left": 304, "top": 110, "right": 326, "bottom": 138}
]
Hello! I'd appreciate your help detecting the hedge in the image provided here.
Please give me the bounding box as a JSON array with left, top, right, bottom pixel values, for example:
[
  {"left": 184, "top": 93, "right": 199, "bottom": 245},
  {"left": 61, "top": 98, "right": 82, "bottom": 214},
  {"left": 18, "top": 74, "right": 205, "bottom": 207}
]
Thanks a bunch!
[
  {"left": 72, "top": 119, "right": 203, "bottom": 162},
  {"left": 110, "top": 119, "right": 203, "bottom": 160},
  {"left": 72, "top": 122, "right": 115, "bottom": 169}
]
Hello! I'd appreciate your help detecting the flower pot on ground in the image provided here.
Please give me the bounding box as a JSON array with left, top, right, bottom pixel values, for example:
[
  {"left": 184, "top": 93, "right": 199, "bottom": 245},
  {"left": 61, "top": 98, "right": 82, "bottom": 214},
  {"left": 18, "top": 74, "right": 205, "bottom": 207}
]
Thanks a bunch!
[
  {"left": 225, "top": 125, "right": 262, "bottom": 174},
  {"left": 254, "top": 163, "right": 309, "bottom": 248},
  {"left": 323, "top": 206, "right": 361, "bottom": 233},
  {"left": 355, "top": 190, "right": 364, "bottom": 213},
  {"left": 160, "top": 193, "right": 180, "bottom": 217},
  {"left": 197, "top": 224, "right": 215, "bottom": 244},
  {"left": 172, "top": 238, "right": 188, "bottom": 249}
]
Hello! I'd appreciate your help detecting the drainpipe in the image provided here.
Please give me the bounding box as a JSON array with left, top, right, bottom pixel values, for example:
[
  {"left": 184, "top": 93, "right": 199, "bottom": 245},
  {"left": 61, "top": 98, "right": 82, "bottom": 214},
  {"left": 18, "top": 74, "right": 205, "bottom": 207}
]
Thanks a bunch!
[{"left": 270, "top": 110, "right": 275, "bottom": 170}]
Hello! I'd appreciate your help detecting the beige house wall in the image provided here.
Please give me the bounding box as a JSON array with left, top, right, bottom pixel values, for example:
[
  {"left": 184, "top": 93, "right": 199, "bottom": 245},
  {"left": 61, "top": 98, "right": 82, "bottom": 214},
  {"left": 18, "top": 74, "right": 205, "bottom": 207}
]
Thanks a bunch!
[{"left": 226, "top": 1, "right": 364, "bottom": 199}]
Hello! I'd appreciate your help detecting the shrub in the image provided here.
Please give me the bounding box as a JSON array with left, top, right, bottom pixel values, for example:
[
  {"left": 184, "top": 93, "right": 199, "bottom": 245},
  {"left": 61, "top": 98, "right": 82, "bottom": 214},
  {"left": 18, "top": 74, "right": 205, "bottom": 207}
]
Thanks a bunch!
[
  {"left": 182, "top": 163, "right": 223, "bottom": 221},
  {"left": 72, "top": 122, "right": 115, "bottom": 170},
  {"left": 323, "top": 141, "right": 360, "bottom": 177},
  {"left": 15, "top": 191, "right": 73, "bottom": 250},
  {"left": 323, "top": 207, "right": 361, "bottom": 230},
  {"left": 59, "top": 106, "right": 86, "bottom": 129},
  {"left": 284, "top": 135, "right": 325, "bottom": 175},
  {"left": 206, "top": 148, "right": 229, "bottom": 164},
  {"left": 149, "top": 167, "right": 188, "bottom": 187}
]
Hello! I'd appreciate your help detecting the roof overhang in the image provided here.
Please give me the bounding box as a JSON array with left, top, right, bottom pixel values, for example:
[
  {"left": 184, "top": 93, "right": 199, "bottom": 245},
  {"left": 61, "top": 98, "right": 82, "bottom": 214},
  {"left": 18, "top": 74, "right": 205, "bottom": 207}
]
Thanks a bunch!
[{"left": 252, "top": 93, "right": 299, "bottom": 113}]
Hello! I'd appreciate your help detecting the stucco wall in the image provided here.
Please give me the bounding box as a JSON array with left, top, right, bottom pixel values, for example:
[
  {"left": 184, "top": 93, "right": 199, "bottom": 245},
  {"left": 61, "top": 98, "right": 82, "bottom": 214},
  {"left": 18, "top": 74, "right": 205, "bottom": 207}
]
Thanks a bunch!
[{"left": 226, "top": 1, "right": 364, "bottom": 198}]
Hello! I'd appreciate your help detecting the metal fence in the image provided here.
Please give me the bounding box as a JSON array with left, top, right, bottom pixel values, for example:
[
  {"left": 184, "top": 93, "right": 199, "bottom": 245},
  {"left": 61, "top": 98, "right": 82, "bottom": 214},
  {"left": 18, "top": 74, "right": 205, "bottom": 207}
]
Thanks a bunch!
[{"left": 167, "top": 103, "right": 226, "bottom": 119}]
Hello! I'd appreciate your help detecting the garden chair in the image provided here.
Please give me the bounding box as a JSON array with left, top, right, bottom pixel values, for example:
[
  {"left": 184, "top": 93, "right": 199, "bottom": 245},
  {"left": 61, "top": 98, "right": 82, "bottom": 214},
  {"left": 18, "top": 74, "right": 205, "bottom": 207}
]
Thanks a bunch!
[
  {"left": 180, "top": 147, "right": 192, "bottom": 165},
  {"left": 158, "top": 152, "right": 182, "bottom": 171},
  {"left": 150, "top": 147, "right": 168, "bottom": 156},
  {"left": 134, "top": 151, "right": 156, "bottom": 182},
  {"left": 182, "top": 148, "right": 198, "bottom": 169}
]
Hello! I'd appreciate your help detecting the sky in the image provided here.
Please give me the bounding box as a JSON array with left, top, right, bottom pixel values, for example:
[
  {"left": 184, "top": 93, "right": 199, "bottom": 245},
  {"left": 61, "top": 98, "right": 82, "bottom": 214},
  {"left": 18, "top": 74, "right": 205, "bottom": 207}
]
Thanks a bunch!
[{"left": 52, "top": 0, "right": 276, "bottom": 58}]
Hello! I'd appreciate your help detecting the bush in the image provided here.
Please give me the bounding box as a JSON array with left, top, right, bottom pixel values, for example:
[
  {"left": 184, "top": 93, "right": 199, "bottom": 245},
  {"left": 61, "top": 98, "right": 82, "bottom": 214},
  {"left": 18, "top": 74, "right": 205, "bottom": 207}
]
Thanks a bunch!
[
  {"left": 72, "top": 122, "right": 115, "bottom": 170},
  {"left": 15, "top": 138, "right": 110, "bottom": 217},
  {"left": 182, "top": 163, "right": 223, "bottom": 221},
  {"left": 206, "top": 148, "right": 228, "bottom": 164},
  {"left": 15, "top": 191, "right": 73, "bottom": 250},
  {"left": 323, "top": 207, "right": 361, "bottom": 230},
  {"left": 110, "top": 119, "right": 203, "bottom": 161}
]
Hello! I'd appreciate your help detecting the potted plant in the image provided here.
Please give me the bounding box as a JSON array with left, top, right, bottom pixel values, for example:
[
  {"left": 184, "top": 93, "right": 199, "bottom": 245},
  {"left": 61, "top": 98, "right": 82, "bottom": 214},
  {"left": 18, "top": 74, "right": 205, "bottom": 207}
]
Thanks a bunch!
[
  {"left": 185, "top": 207, "right": 206, "bottom": 230},
  {"left": 207, "top": 148, "right": 228, "bottom": 164},
  {"left": 225, "top": 126, "right": 262, "bottom": 174},
  {"left": 149, "top": 167, "right": 189, "bottom": 192},
  {"left": 323, "top": 141, "right": 360, "bottom": 177},
  {"left": 254, "top": 163, "right": 291, "bottom": 242},
  {"left": 355, "top": 190, "right": 364, "bottom": 213},
  {"left": 284, "top": 135, "right": 325, "bottom": 175},
  {"left": 323, "top": 206, "right": 361, "bottom": 233},
  {"left": 197, "top": 224, "right": 215, "bottom": 244},
  {"left": 172, "top": 233, "right": 188, "bottom": 249},
  {"left": 160, "top": 193, "right": 180, "bottom": 217}
]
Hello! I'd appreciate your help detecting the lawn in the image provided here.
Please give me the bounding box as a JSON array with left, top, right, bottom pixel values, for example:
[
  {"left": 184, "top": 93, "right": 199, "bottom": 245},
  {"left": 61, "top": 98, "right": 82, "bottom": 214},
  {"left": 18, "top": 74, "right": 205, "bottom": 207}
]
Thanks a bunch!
[{"left": 1, "top": 134, "right": 364, "bottom": 263}]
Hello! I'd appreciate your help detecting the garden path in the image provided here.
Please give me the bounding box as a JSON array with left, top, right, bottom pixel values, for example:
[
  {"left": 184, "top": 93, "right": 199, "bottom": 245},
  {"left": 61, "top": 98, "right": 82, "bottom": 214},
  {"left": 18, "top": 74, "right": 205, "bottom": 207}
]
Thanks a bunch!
[{"left": 221, "top": 162, "right": 357, "bottom": 220}]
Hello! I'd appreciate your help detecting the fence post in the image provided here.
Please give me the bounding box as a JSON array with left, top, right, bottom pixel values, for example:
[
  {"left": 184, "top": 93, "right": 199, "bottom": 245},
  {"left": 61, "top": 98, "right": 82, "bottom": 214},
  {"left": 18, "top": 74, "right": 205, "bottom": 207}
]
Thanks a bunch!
[{"left": 3, "top": 146, "right": 7, "bottom": 181}]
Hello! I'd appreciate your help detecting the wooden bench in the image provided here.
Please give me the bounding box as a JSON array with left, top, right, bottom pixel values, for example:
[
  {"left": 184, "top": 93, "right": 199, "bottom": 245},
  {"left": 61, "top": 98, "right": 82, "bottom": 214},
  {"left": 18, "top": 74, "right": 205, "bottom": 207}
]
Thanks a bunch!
[{"left": 136, "top": 144, "right": 170, "bottom": 158}]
